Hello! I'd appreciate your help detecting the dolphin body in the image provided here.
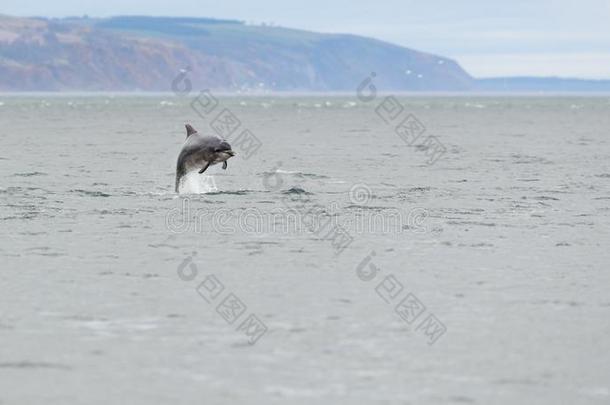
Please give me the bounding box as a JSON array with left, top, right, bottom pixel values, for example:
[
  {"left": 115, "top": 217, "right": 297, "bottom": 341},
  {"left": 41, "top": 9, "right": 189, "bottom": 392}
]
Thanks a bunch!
[{"left": 175, "top": 124, "right": 235, "bottom": 192}]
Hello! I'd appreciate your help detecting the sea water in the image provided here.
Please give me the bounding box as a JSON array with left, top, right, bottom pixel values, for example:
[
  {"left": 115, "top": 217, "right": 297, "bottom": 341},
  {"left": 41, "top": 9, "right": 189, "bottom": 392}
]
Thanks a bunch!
[{"left": 1, "top": 95, "right": 610, "bottom": 404}]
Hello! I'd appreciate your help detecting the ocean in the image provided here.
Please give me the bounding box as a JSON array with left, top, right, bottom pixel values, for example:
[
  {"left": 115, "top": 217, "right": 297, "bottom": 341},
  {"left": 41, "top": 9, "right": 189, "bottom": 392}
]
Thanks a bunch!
[{"left": 1, "top": 94, "right": 610, "bottom": 404}]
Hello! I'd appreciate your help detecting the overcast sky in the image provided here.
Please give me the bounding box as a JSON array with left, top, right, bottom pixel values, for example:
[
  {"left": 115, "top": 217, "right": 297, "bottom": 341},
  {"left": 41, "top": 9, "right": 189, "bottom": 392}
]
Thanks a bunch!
[{"left": 2, "top": 0, "right": 609, "bottom": 78}]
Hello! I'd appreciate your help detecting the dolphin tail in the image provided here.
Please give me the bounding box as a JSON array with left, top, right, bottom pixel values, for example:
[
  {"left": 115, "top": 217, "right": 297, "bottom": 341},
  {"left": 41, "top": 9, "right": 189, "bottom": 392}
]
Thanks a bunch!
[
  {"left": 175, "top": 164, "right": 185, "bottom": 193},
  {"left": 175, "top": 174, "right": 181, "bottom": 193}
]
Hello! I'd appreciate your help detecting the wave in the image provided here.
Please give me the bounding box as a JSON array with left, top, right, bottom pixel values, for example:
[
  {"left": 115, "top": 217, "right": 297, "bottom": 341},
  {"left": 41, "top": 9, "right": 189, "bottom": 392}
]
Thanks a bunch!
[
  {"left": 13, "top": 172, "right": 47, "bottom": 177},
  {"left": 282, "top": 187, "right": 312, "bottom": 195},
  {"left": 206, "top": 190, "right": 254, "bottom": 196},
  {"left": 70, "top": 189, "right": 111, "bottom": 197},
  {"left": 260, "top": 170, "right": 329, "bottom": 179}
]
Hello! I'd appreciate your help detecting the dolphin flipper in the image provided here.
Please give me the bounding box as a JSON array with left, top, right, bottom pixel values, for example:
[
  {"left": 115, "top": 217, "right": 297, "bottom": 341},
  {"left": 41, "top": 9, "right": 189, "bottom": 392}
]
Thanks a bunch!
[
  {"left": 199, "top": 162, "right": 211, "bottom": 174},
  {"left": 222, "top": 161, "right": 227, "bottom": 170}
]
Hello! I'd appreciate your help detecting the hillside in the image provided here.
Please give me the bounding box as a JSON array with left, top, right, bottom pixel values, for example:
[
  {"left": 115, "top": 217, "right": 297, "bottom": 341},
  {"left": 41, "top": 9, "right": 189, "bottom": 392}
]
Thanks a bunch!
[{"left": 0, "top": 15, "right": 474, "bottom": 92}]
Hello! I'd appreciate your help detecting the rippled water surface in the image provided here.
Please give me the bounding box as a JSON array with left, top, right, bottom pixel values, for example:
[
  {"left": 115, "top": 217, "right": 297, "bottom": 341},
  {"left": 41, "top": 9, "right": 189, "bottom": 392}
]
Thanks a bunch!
[{"left": 1, "top": 95, "right": 610, "bottom": 404}]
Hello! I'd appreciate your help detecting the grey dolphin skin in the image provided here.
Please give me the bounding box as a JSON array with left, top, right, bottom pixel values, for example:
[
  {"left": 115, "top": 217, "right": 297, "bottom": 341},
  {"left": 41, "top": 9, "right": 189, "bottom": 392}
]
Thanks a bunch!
[{"left": 175, "top": 124, "right": 236, "bottom": 192}]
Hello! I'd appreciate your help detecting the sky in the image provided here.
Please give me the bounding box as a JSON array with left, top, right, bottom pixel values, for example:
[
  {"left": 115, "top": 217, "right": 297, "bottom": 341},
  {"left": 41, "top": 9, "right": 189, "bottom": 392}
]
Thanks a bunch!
[{"left": 2, "top": 0, "right": 609, "bottom": 79}]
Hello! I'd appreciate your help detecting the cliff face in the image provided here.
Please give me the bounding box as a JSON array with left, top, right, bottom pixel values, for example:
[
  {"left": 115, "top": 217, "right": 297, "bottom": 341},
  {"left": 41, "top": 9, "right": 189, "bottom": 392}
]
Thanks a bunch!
[{"left": 0, "top": 15, "right": 474, "bottom": 91}]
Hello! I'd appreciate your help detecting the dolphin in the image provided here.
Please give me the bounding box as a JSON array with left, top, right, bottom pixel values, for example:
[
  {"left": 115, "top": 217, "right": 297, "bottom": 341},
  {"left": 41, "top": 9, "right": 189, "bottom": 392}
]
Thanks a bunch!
[{"left": 175, "top": 124, "right": 236, "bottom": 192}]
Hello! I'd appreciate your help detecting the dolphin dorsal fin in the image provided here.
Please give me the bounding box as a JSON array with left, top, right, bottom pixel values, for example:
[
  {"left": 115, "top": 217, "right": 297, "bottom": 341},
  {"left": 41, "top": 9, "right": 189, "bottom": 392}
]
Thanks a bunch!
[{"left": 185, "top": 124, "right": 197, "bottom": 138}]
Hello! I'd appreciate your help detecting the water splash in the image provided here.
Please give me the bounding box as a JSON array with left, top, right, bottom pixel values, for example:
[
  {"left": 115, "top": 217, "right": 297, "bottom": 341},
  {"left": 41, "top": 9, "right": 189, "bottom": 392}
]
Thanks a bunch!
[{"left": 178, "top": 171, "right": 218, "bottom": 194}]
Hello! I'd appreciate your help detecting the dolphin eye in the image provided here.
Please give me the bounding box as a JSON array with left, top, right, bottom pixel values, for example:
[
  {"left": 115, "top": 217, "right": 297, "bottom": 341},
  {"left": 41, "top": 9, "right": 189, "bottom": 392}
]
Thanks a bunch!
[{"left": 216, "top": 142, "right": 232, "bottom": 152}]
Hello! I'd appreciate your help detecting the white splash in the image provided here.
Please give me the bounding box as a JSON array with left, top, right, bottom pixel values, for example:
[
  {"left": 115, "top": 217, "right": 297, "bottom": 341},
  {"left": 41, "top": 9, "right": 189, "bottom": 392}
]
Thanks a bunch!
[{"left": 178, "top": 171, "right": 218, "bottom": 194}]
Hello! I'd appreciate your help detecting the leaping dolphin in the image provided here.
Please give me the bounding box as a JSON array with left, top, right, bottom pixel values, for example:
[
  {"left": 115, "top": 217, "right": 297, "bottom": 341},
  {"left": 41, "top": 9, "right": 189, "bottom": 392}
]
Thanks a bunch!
[{"left": 175, "top": 124, "right": 236, "bottom": 192}]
